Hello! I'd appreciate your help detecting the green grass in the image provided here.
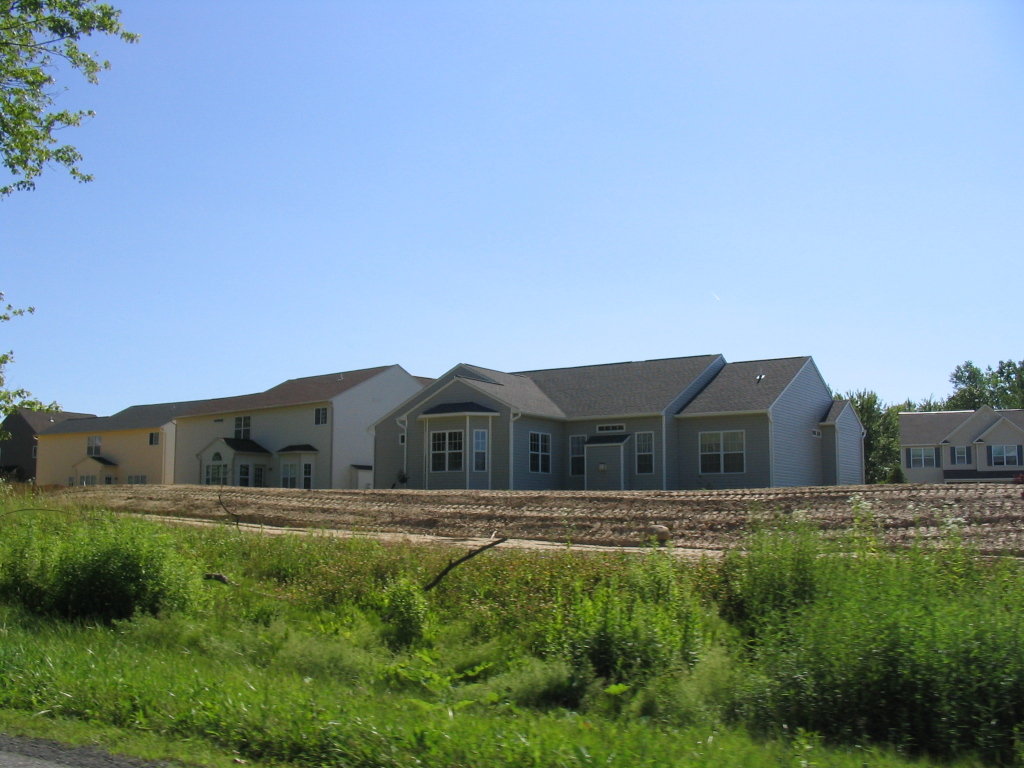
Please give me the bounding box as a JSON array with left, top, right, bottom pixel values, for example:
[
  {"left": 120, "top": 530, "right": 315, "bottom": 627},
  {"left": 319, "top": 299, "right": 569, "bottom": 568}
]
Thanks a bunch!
[{"left": 0, "top": 491, "right": 1019, "bottom": 767}]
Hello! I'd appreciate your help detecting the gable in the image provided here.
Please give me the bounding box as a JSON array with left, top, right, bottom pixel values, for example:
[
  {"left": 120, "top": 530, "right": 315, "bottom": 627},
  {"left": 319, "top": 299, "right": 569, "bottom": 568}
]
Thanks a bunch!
[{"left": 679, "top": 357, "right": 813, "bottom": 416}]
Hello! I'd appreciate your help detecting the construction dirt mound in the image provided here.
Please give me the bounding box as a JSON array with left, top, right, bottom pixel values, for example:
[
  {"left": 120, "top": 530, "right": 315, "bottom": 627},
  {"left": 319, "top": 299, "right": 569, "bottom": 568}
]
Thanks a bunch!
[{"left": 42, "top": 482, "right": 1024, "bottom": 555}]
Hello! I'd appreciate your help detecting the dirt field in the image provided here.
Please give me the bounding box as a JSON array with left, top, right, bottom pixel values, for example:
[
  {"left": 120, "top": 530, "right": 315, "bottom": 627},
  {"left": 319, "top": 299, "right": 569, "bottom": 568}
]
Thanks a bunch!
[{"left": 39, "top": 482, "right": 1024, "bottom": 556}]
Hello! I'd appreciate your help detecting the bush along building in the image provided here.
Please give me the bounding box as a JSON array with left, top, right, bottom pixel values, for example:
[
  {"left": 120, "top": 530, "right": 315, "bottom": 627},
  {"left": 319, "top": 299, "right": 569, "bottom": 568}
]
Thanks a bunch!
[{"left": 373, "top": 354, "right": 864, "bottom": 491}]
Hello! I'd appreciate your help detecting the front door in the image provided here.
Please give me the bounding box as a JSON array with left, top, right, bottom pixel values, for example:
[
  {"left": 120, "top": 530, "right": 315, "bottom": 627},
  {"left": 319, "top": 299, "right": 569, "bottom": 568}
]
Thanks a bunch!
[{"left": 585, "top": 443, "right": 626, "bottom": 491}]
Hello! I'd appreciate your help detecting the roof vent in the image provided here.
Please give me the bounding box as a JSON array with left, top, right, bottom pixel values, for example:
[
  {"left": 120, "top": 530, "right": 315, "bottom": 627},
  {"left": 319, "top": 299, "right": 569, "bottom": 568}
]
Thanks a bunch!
[{"left": 755, "top": 373, "right": 766, "bottom": 384}]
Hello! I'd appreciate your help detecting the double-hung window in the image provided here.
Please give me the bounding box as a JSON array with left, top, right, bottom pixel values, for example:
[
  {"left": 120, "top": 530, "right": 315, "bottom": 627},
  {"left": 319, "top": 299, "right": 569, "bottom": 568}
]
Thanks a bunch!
[
  {"left": 86, "top": 436, "right": 101, "bottom": 456},
  {"left": 473, "top": 429, "right": 488, "bottom": 472},
  {"left": 951, "top": 446, "right": 971, "bottom": 465},
  {"left": 431, "top": 431, "right": 463, "bottom": 472},
  {"left": 636, "top": 432, "right": 654, "bottom": 474},
  {"left": 281, "top": 463, "right": 298, "bottom": 488},
  {"left": 908, "top": 447, "right": 938, "bottom": 468},
  {"left": 148, "top": 432, "right": 160, "bottom": 446},
  {"left": 314, "top": 407, "right": 328, "bottom": 425},
  {"left": 234, "top": 416, "right": 251, "bottom": 440},
  {"left": 569, "top": 435, "right": 586, "bottom": 476},
  {"left": 991, "top": 445, "right": 1022, "bottom": 467},
  {"left": 699, "top": 431, "right": 744, "bottom": 473},
  {"left": 529, "top": 432, "right": 551, "bottom": 473}
]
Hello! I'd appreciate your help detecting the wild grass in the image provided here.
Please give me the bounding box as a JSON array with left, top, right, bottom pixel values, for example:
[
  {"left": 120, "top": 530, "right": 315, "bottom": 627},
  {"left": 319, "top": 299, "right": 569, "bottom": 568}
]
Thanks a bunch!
[{"left": 0, "top": 489, "right": 1019, "bottom": 767}]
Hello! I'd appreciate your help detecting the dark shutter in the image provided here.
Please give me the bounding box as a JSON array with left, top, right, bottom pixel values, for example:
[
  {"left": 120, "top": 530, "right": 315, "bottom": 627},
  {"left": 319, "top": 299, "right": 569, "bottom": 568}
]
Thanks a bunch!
[
  {"left": 934, "top": 447, "right": 941, "bottom": 467},
  {"left": 905, "top": 448, "right": 912, "bottom": 467},
  {"left": 950, "top": 446, "right": 956, "bottom": 465},
  {"left": 966, "top": 446, "right": 972, "bottom": 464},
  {"left": 1018, "top": 445, "right": 1023, "bottom": 465},
  {"left": 987, "top": 445, "right": 993, "bottom": 465}
]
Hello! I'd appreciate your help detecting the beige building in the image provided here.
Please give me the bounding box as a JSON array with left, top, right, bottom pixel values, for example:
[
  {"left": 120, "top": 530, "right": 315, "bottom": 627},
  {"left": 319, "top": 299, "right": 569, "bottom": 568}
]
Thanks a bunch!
[
  {"left": 899, "top": 406, "right": 1024, "bottom": 484},
  {"left": 37, "top": 365, "right": 428, "bottom": 489}
]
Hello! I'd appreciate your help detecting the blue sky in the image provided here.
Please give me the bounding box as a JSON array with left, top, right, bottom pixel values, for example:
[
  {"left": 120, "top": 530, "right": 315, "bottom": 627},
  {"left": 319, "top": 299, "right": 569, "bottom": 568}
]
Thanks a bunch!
[{"left": 3, "top": 1, "right": 1022, "bottom": 416}]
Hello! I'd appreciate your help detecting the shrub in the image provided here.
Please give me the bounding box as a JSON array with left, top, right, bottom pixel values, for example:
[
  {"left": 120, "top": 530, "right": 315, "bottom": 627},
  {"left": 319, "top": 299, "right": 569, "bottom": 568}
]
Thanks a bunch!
[
  {"left": 380, "top": 577, "right": 430, "bottom": 648},
  {"left": 0, "top": 512, "right": 199, "bottom": 622}
]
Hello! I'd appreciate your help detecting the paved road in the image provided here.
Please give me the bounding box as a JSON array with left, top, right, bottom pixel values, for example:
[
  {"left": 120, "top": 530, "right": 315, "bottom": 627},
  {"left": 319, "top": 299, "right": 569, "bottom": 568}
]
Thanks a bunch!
[{"left": 0, "top": 735, "right": 167, "bottom": 768}]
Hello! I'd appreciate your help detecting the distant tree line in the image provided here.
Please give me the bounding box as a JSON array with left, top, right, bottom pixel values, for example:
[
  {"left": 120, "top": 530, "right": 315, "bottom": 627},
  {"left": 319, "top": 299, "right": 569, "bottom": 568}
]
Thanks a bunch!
[{"left": 847, "top": 359, "right": 1024, "bottom": 484}]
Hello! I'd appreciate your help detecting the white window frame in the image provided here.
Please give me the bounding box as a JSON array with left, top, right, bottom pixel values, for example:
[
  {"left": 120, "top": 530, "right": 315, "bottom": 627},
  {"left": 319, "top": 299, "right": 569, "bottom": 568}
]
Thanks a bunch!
[
  {"left": 952, "top": 446, "right": 970, "bottom": 465},
  {"left": 908, "top": 447, "right": 937, "bottom": 468},
  {"left": 596, "top": 424, "right": 625, "bottom": 433},
  {"left": 473, "top": 429, "right": 488, "bottom": 472},
  {"left": 234, "top": 416, "right": 251, "bottom": 440},
  {"left": 303, "top": 462, "right": 313, "bottom": 489},
  {"left": 430, "top": 431, "right": 464, "bottom": 472},
  {"left": 529, "top": 431, "right": 551, "bottom": 473},
  {"left": 635, "top": 431, "right": 654, "bottom": 474},
  {"left": 991, "top": 445, "right": 1021, "bottom": 467},
  {"left": 569, "top": 435, "right": 586, "bottom": 476},
  {"left": 699, "top": 430, "right": 745, "bottom": 474},
  {"left": 281, "top": 462, "right": 298, "bottom": 488},
  {"left": 86, "top": 435, "right": 101, "bottom": 457},
  {"left": 204, "top": 464, "right": 228, "bottom": 485},
  {"left": 148, "top": 432, "right": 160, "bottom": 446},
  {"left": 314, "top": 407, "right": 328, "bottom": 425}
]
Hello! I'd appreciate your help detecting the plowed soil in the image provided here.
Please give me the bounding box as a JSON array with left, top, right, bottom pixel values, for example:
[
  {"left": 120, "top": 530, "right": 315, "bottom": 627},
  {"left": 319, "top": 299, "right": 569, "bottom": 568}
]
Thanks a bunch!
[{"left": 43, "top": 482, "right": 1024, "bottom": 556}]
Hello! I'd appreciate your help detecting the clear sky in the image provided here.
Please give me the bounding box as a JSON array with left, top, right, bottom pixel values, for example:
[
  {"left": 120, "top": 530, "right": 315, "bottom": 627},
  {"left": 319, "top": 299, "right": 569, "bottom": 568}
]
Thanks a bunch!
[{"left": 3, "top": 1, "right": 1022, "bottom": 417}]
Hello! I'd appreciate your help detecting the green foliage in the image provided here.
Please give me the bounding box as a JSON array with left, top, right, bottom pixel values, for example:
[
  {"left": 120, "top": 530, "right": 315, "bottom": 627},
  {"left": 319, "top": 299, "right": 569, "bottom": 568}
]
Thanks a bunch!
[
  {"left": 539, "top": 552, "right": 705, "bottom": 683},
  {"left": 946, "top": 359, "right": 1024, "bottom": 410},
  {"left": 0, "top": 0, "right": 138, "bottom": 197},
  {"left": 379, "top": 577, "right": 429, "bottom": 648},
  {"left": 845, "top": 389, "right": 904, "bottom": 483},
  {"left": 0, "top": 511, "right": 199, "bottom": 621}
]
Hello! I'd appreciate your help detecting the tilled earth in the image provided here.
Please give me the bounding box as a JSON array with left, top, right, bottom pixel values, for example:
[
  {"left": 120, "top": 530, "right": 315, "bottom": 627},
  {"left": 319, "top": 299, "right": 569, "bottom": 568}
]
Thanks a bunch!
[{"left": 44, "top": 482, "right": 1024, "bottom": 555}]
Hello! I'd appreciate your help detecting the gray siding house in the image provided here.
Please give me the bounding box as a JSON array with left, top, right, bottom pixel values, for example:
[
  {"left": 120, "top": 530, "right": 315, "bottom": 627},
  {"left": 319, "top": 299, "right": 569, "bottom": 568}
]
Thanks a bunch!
[
  {"left": 899, "top": 406, "right": 1024, "bottom": 484},
  {"left": 373, "top": 354, "right": 864, "bottom": 491},
  {"left": 0, "top": 407, "right": 95, "bottom": 482}
]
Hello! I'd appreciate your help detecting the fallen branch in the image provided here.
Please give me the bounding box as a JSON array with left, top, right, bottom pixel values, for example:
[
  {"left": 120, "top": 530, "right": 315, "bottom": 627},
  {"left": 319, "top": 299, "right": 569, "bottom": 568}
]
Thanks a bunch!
[{"left": 422, "top": 537, "right": 507, "bottom": 592}]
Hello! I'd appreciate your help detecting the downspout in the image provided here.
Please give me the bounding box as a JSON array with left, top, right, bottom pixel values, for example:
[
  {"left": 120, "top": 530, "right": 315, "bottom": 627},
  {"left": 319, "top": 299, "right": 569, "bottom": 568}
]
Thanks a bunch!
[
  {"left": 661, "top": 411, "right": 669, "bottom": 490},
  {"left": 767, "top": 410, "right": 774, "bottom": 487},
  {"left": 465, "top": 415, "right": 470, "bottom": 490},
  {"left": 509, "top": 410, "right": 521, "bottom": 489}
]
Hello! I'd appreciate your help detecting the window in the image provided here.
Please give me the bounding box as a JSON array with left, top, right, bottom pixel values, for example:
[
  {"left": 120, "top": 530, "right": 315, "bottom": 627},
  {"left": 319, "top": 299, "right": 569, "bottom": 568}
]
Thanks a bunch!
[
  {"left": 636, "top": 432, "right": 654, "bottom": 474},
  {"left": 238, "top": 464, "right": 250, "bottom": 487},
  {"left": 314, "top": 407, "right": 328, "bottom": 425},
  {"left": 79, "top": 474, "right": 97, "bottom": 486},
  {"left": 570, "top": 435, "right": 586, "bottom": 476},
  {"left": 529, "top": 432, "right": 551, "bottom": 473},
  {"left": 204, "top": 464, "right": 228, "bottom": 485},
  {"left": 127, "top": 475, "right": 147, "bottom": 485},
  {"left": 303, "top": 462, "right": 313, "bottom": 489},
  {"left": 234, "top": 416, "right": 251, "bottom": 440},
  {"left": 86, "top": 435, "right": 101, "bottom": 456},
  {"left": 473, "top": 429, "right": 488, "bottom": 472},
  {"left": 431, "top": 431, "right": 463, "bottom": 472},
  {"left": 596, "top": 424, "right": 625, "bottom": 433},
  {"left": 281, "top": 463, "right": 298, "bottom": 488},
  {"left": 399, "top": 434, "right": 406, "bottom": 445},
  {"left": 104, "top": 476, "right": 114, "bottom": 485},
  {"left": 700, "top": 431, "right": 745, "bottom": 473},
  {"left": 148, "top": 431, "right": 160, "bottom": 446},
  {"left": 951, "top": 446, "right": 971, "bottom": 466},
  {"left": 991, "top": 445, "right": 1021, "bottom": 467},
  {"left": 31, "top": 445, "right": 37, "bottom": 459},
  {"left": 908, "top": 447, "right": 938, "bottom": 468}
]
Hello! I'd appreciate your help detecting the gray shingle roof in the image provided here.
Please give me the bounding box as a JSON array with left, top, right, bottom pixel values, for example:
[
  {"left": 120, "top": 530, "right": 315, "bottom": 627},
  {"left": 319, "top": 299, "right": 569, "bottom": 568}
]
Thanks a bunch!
[
  {"left": 679, "top": 357, "right": 812, "bottom": 415},
  {"left": 821, "top": 399, "right": 850, "bottom": 424},
  {"left": 515, "top": 355, "right": 723, "bottom": 419},
  {"left": 40, "top": 365, "right": 405, "bottom": 435},
  {"left": 457, "top": 365, "right": 566, "bottom": 419},
  {"left": 422, "top": 401, "right": 500, "bottom": 415},
  {"left": 900, "top": 409, "right": 1024, "bottom": 445},
  {"left": 222, "top": 438, "right": 271, "bottom": 454},
  {"left": 14, "top": 408, "right": 95, "bottom": 432}
]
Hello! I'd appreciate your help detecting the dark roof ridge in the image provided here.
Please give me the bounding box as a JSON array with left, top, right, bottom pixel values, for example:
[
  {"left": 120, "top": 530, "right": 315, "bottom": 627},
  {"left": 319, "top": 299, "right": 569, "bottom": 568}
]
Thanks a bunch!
[{"left": 515, "top": 353, "right": 721, "bottom": 375}]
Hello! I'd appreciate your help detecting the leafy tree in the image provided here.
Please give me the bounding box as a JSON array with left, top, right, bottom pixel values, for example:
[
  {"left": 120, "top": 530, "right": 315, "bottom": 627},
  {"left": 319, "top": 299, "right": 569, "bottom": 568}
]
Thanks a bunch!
[
  {"left": 1, "top": 0, "right": 137, "bottom": 197},
  {"left": 945, "top": 360, "right": 1024, "bottom": 410},
  {"left": 1, "top": 293, "right": 53, "bottom": 438},
  {"left": 845, "top": 389, "right": 904, "bottom": 484}
]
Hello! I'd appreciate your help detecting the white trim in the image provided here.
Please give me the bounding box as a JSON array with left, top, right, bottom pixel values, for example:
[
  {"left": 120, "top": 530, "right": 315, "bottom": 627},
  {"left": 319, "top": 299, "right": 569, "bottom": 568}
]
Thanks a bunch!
[
  {"left": 698, "top": 429, "right": 746, "bottom": 474},
  {"left": 676, "top": 409, "right": 768, "bottom": 419},
  {"left": 635, "top": 431, "right": 655, "bottom": 474},
  {"left": 596, "top": 423, "right": 626, "bottom": 433}
]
